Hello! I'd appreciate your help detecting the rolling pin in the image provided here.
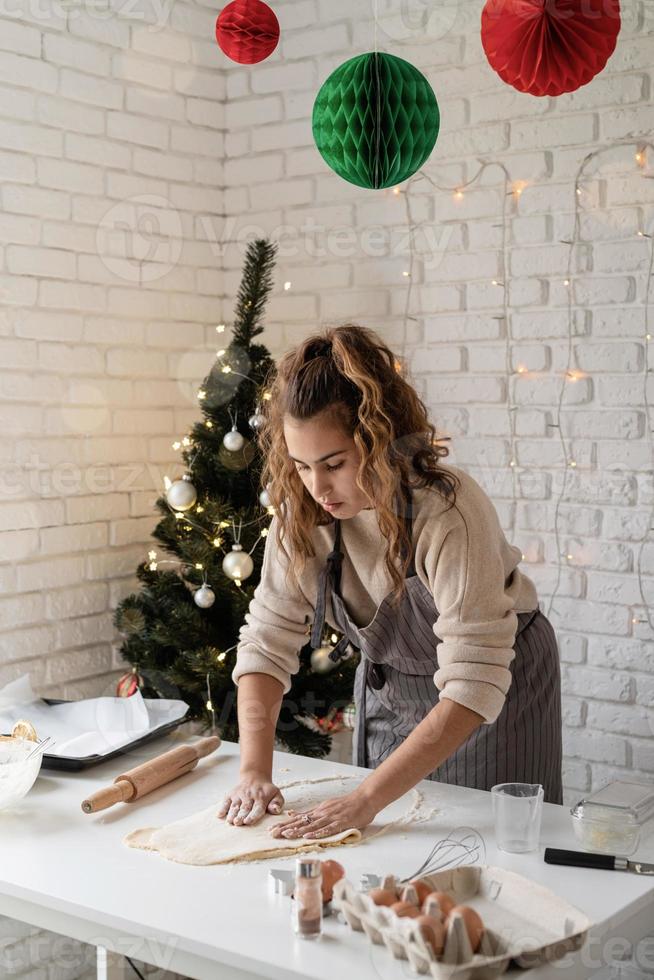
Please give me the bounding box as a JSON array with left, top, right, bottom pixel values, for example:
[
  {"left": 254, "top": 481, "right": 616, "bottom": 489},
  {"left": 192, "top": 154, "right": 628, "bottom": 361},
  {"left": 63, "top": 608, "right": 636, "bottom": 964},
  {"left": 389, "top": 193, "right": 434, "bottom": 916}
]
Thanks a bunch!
[{"left": 81, "top": 735, "right": 221, "bottom": 813}]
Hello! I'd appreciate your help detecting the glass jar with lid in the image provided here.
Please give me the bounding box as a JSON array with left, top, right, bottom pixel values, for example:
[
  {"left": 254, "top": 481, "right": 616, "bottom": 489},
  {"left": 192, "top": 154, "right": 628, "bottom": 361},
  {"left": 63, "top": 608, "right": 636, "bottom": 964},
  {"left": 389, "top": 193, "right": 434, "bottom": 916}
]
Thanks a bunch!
[{"left": 570, "top": 780, "right": 654, "bottom": 855}]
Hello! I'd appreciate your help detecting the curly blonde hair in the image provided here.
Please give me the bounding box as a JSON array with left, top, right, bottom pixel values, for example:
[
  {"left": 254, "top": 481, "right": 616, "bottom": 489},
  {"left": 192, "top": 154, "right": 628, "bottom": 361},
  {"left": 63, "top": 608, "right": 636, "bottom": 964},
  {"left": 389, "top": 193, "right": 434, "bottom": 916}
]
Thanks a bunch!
[{"left": 258, "top": 324, "right": 460, "bottom": 609}]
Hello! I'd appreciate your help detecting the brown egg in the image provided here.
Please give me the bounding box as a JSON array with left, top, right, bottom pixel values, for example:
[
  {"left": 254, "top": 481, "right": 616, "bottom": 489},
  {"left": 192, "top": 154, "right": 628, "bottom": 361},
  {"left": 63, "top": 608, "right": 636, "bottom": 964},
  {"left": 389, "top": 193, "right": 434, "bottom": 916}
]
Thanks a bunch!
[
  {"left": 422, "top": 890, "right": 455, "bottom": 918},
  {"left": 408, "top": 878, "right": 433, "bottom": 905},
  {"left": 415, "top": 914, "right": 446, "bottom": 957},
  {"left": 320, "top": 859, "right": 345, "bottom": 902},
  {"left": 390, "top": 901, "right": 421, "bottom": 919},
  {"left": 449, "top": 904, "right": 484, "bottom": 953},
  {"left": 368, "top": 887, "right": 397, "bottom": 907}
]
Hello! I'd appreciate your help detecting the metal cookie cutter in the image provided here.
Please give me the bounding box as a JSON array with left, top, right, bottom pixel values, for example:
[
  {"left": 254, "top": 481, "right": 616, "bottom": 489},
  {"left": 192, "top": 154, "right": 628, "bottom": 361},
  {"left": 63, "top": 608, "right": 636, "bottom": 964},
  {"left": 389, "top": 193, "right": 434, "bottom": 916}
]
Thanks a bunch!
[{"left": 269, "top": 869, "right": 294, "bottom": 896}]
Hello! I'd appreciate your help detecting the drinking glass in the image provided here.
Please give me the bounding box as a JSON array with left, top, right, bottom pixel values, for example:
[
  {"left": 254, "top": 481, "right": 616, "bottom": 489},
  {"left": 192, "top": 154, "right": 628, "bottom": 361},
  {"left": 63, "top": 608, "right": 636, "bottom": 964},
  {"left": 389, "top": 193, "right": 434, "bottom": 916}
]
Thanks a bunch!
[{"left": 491, "top": 782, "right": 544, "bottom": 853}]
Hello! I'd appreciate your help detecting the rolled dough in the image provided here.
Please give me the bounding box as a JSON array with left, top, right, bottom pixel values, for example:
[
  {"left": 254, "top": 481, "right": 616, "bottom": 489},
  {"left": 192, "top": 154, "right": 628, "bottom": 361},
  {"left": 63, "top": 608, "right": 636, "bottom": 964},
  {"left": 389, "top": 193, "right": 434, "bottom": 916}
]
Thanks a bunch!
[{"left": 123, "top": 774, "right": 435, "bottom": 866}]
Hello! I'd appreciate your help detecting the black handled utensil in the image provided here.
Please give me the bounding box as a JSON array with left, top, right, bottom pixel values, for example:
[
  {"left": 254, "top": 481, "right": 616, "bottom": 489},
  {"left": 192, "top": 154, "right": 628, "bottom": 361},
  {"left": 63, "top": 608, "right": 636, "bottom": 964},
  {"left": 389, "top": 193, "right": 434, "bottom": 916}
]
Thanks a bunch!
[{"left": 544, "top": 847, "right": 654, "bottom": 875}]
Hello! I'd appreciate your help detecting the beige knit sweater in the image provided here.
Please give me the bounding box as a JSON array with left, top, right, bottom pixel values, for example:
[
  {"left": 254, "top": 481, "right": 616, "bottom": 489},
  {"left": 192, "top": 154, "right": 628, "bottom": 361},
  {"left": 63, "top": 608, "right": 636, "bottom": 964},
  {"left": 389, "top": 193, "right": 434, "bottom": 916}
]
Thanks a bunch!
[{"left": 232, "top": 463, "right": 540, "bottom": 724}]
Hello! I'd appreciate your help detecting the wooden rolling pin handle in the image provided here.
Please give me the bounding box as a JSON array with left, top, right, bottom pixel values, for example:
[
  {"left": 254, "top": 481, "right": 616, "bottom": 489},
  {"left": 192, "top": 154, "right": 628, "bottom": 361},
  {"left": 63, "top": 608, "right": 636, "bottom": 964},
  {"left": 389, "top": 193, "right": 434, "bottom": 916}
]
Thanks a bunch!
[
  {"left": 80, "top": 735, "right": 222, "bottom": 813},
  {"left": 81, "top": 779, "right": 134, "bottom": 813},
  {"left": 194, "top": 735, "right": 221, "bottom": 759}
]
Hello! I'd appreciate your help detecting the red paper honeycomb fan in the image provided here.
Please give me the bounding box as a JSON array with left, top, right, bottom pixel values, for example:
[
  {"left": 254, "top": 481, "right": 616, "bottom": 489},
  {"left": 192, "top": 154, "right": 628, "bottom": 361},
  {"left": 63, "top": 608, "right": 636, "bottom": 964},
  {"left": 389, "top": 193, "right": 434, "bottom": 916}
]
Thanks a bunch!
[
  {"left": 215, "top": 0, "right": 280, "bottom": 65},
  {"left": 481, "top": 0, "right": 621, "bottom": 97}
]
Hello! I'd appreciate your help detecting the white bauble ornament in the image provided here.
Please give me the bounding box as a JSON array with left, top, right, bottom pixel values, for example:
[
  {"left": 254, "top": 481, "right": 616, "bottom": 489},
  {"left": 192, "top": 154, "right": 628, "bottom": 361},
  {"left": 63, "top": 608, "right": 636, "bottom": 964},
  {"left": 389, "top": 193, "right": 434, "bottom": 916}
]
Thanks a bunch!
[
  {"left": 222, "top": 543, "right": 254, "bottom": 582},
  {"left": 310, "top": 645, "right": 337, "bottom": 673},
  {"left": 194, "top": 584, "right": 215, "bottom": 609},
  {"left": 223, "top": 426, "right": 245, "bottom": 452},
  {"left": 248, "top": 411, "right": 265, "bottom": 432},
  {"left": 259, "top": 487, "right": 272, "bottom": 508},
  {"left": 166, "top": 476, "right": 197, "bottom": 512}
]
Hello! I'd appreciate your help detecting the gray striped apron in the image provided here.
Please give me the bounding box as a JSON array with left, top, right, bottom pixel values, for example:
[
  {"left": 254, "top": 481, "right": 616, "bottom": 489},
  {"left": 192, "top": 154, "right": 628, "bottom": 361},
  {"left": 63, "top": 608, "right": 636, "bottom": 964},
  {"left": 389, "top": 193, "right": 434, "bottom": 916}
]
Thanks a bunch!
[{"left": 310, "top": 487, "right": 563, "bottom": 805}]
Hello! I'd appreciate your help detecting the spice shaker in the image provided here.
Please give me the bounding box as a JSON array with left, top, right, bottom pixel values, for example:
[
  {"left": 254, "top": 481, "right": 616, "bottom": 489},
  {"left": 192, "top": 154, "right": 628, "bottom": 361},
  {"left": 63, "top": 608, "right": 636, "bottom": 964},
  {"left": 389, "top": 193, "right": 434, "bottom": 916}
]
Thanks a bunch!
[{"left": 293, "top": 858, "right": 323, "bottom": 940}]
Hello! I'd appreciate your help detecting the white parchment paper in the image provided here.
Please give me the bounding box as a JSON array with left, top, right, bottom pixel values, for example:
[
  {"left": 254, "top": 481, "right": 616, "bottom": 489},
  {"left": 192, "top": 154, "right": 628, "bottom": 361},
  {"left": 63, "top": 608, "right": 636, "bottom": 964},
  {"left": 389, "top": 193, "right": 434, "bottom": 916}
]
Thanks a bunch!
[{"left": 0, "top": 674, "right": 188, "bottom": 758}]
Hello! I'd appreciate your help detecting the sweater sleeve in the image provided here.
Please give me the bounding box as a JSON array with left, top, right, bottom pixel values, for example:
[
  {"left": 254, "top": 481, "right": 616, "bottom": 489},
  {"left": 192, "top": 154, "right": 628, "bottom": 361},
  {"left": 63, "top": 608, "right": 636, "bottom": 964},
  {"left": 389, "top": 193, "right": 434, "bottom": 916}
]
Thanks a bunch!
[
  {"left": 425, "top": 511, "right": 519, "bottom": 725},
  {"left": 231, "top": 517, "right": 314, "bottom": 695}
]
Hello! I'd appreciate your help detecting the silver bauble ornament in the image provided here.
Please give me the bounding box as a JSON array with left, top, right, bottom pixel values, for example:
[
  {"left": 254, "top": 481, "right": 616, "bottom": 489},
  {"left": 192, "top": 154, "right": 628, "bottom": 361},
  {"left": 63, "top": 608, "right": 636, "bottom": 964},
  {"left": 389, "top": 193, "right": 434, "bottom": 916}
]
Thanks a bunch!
[
  {"left": 223, "top": 426, "right": 245, "bottom": 452},
  {"left": 310, "top": 645, "right": 337, "bottom": 673},
  {"left": 259, "top": 487, "right": 272, "bottom": 508},
  {"left": 248, "top": 411, "right": 265, "bottom": 431},
  {"left": 222, "top": 543, "right": 254, "bottom": 582},
  {"left": 194, "top": 584, "right": 215, "bottom": 609},
  {"left": 166, "top": 476, "right": 197, "bottom": 512},
  {"left": 342, "top": 702, "right": 356, "bottom": 730}
]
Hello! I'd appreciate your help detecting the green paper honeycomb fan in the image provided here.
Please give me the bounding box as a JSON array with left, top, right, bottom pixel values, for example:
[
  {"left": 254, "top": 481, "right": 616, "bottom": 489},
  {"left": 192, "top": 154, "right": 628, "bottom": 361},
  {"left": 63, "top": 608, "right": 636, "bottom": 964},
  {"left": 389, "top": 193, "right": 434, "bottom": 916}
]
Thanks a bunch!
[{"left": 312, "top": 52, "right": 440, "bottom": 190}]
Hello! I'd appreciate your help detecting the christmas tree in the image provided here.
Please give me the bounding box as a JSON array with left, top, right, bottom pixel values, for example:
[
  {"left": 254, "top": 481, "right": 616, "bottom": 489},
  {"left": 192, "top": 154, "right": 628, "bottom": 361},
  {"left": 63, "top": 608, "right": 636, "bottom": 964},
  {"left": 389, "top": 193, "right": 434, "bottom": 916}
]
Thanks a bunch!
[{"left": 114, "top": 239, "right": 358, "bottom": 757}]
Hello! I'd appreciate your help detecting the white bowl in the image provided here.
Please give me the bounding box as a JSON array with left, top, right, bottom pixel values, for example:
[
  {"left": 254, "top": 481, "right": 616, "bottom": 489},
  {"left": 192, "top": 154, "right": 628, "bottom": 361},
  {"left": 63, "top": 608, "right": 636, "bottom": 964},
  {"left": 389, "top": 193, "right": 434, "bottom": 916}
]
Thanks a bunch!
[{"left": 0, "top": 738, "right": 43, "bottom": 811}]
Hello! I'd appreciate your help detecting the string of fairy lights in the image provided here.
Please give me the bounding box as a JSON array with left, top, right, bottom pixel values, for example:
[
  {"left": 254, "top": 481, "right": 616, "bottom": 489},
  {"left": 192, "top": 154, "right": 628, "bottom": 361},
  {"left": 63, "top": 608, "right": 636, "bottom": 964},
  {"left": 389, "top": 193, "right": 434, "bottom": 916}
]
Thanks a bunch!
[
  {"left": 392, "top": 139, "right": 654, "bottom": 635},
  {"left": 148, "top": 143, "right": 654, "bottom": 727},
  {"left": 146, "top": 315, "right": 347, "bottom": 728}
]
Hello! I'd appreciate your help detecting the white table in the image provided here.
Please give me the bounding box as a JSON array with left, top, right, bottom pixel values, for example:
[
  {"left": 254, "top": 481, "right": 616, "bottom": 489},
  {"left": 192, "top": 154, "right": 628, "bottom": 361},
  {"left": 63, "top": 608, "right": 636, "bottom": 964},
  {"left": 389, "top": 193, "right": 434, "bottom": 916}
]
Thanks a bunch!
[{"left": 1, "top": 729, "right": 653, "bottom": 980}]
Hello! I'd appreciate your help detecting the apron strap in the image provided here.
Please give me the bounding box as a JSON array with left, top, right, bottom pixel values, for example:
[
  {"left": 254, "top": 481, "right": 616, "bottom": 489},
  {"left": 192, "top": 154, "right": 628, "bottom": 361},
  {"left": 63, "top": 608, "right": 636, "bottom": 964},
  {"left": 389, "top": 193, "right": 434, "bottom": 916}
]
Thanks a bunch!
[{"left": 309, "top": 519, "right": 343, "bottom": 649}]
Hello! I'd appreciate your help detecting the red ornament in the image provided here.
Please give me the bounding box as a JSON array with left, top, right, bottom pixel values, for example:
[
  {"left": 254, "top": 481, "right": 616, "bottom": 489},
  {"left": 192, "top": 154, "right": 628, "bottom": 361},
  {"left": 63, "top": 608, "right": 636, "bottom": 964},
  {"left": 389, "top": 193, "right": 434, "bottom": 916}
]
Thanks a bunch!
[
  {"left": 215, "top": 0, "right": 280, "bottom": 65},
  {"left": 481, "top": 0, "right": 621, "bottom": 97},
  {"left": 116, "top": 668, "right": 144, "bottom": 698}
]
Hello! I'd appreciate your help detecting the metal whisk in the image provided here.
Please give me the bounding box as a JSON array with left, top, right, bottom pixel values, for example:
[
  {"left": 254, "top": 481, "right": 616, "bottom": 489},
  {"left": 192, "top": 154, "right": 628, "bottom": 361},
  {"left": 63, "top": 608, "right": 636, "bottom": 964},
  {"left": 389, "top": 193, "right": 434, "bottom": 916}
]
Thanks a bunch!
[{"left": 399, "top": 826, "right": 486, "bottom": 884}]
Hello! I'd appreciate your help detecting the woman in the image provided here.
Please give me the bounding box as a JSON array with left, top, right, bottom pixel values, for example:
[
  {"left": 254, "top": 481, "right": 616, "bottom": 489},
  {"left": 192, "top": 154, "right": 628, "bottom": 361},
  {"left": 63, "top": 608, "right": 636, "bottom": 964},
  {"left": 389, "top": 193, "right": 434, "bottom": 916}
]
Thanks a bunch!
[{"left": 218, "top": 324, "right": 563, "bottom": 841}]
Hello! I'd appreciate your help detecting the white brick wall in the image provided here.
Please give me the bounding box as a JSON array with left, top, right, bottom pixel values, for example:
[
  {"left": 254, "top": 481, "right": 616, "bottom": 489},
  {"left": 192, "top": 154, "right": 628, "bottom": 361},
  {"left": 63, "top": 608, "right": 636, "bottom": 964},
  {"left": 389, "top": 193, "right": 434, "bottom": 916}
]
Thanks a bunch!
[
  {"left": 0, "top": 2, "right": 220, "bottom": 976},
  {"left": 1, "top": 0, "right": 654, "bottom": 976}
]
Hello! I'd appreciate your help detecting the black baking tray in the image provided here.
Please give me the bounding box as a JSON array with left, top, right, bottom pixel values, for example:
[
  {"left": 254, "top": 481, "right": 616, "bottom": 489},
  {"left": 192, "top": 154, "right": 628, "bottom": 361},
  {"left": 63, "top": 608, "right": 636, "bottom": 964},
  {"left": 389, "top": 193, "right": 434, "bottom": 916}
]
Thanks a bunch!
[{"left": 2, "top": 697, "right": 191, "bottom": 772}]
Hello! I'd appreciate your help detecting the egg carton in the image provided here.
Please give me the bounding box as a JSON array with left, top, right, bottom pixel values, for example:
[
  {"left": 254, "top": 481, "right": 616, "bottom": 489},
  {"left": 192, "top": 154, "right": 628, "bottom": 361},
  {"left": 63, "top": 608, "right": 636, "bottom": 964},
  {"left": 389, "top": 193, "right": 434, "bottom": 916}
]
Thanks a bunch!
[{"left": 331, "top": 864, "right": 591, "bottom": 980}]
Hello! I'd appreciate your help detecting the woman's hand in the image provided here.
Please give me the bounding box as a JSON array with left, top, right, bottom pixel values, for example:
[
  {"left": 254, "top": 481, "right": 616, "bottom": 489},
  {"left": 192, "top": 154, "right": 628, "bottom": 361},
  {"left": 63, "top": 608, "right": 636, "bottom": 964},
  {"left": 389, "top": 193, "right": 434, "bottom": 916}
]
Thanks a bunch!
[
  {"left": 268, "top": 789, "right": 378, "bottom": 840},
  {"left": 217, "top": 769, "right": 284, "bottom": 826}
]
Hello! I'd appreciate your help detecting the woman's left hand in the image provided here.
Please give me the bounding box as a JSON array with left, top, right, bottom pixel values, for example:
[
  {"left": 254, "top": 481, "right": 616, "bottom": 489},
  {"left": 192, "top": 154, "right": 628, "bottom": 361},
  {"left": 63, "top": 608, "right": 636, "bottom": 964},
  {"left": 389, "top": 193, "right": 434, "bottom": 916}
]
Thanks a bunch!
[{"left": 268, "top": 790, "right": 378, "bottom": 840}]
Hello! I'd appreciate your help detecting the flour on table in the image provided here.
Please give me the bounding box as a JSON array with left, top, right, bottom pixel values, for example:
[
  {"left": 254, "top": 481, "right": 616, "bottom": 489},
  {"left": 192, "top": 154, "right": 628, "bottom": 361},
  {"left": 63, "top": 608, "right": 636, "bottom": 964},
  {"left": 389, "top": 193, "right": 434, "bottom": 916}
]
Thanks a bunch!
[{"left": 123, "top": 774, "right": 438, "bottom": 866}]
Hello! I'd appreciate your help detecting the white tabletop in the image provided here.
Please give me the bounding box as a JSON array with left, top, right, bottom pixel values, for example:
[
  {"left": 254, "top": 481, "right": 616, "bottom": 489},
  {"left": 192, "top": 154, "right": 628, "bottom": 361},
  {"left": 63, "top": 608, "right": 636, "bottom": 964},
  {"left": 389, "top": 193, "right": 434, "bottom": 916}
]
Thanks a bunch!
[{"left": 0, "top": 729, "right": 652, "bottom": 980}]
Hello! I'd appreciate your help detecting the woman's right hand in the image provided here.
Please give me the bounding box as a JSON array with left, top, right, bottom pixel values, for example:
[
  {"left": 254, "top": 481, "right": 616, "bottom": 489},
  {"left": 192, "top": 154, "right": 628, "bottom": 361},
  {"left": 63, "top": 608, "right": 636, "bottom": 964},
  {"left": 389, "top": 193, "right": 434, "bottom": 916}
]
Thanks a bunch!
[{"left": 216, "top": 770, "right": 285, "bottom": 826}]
